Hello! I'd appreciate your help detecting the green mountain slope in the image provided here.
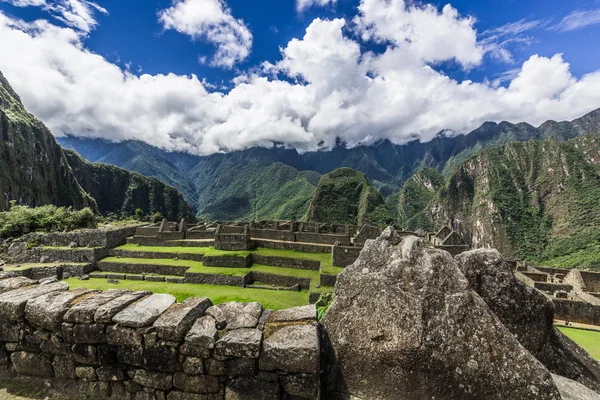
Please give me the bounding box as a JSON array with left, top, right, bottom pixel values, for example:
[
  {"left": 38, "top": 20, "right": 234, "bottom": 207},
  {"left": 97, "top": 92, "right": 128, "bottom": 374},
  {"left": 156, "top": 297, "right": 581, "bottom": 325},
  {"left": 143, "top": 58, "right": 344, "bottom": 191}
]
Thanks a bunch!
[
  {"left": 306, "top": 168, "right": 394, "bottom": 226},
  {"left": 65, "top": 150, "right": 194, "bottom": 221},
  {"left": 0, "top": 72, "right": 95, "bottom": 211},
  {"left": 398, "top": 168, "right": 444, "bottom": 231},
  {"left": 430, "top": 134, "right": 600, "bottom": 262},
  {"left": 0, "top": 71, "right": 194, "bottom": 220}
]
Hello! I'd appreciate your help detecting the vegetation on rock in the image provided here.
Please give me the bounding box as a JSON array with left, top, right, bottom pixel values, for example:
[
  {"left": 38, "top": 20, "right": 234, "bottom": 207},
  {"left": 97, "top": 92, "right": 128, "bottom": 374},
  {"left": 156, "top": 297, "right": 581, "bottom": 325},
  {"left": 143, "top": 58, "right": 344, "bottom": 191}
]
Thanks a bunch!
[
  {"left": 0, "top": 204, "right": 96, "bottom": 238},
  {"left": 306, "top": 168, "right": 394, "bottom": 226}
]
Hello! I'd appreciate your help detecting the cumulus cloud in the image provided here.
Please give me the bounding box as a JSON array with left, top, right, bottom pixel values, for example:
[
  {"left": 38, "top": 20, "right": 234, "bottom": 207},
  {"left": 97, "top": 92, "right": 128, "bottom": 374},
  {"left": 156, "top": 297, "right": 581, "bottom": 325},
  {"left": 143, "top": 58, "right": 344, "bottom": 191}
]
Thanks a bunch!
[
  {"left": 551, "top": 8, "right": 600, "bottom": 32},
  {"left": 1, "top": 0, "right": 107, "bottom": 33},
  {"left": 353, "top": 0, "right": 483, "bottom": 68},
  {"left": 158, "top": 0, "right": 252, "bottom": 68},
  {"left": 1, "top": 0, "right": 600, "bottom": 156},
  {"left": 296, "top": 0, "right": 336, "bottom": 13}
]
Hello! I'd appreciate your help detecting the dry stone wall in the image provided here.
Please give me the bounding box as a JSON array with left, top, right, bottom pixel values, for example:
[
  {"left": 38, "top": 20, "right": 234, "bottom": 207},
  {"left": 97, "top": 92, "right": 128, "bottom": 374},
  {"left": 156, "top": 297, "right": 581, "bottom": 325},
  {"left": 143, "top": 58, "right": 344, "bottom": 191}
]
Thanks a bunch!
[{"left": 0, "top": 275, "right": 320, "bottom": 400}]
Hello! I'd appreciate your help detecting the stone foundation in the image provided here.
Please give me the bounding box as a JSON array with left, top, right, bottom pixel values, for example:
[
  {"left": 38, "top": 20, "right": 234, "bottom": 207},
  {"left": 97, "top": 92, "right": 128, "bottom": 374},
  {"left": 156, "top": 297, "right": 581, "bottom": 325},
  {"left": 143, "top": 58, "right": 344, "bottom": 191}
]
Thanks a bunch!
[{"left": 0, "top": 279, "right": 320, "bottom": 400}]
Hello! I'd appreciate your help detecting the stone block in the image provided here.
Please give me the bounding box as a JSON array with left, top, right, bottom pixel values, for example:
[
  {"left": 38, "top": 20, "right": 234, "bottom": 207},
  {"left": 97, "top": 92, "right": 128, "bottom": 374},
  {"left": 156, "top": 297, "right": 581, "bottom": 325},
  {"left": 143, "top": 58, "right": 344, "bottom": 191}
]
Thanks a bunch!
[
  {"left": 76, "top": 366, "right": 97, "bottom": 380},
  {"left": 98, "top": 344, "right": 119, "bottom": 366},
  {"left": 11, "top": 351, "right": 54, "bottom": 378},
  {"left": 73, "top": 324, "right": 106, "bottom": 344},
  {"left": 64, "top": 289, "right": 131, "bottom": 323},
  {"left": 205, "top": 358, "right": 225, "bottom": 376},
  {"left": 40, "top": 334, "right": 70, "bottom": 355},
  {"left": 24, "top": 289, "right": 95, "bottom": 332},
  {"left": 281, "top": 373, "right": 320, "bottom": 399},
  {"left": 0, "top": 277, "right": 35, "bottom": 294},
  {"left": 106, "top": 325, "right": 143, "bottom": 346},
  {"left": 154, "top": 297, "right": 212, "bottom": 341},
  {"left": 118, "top": 344, "right": 179, "bottom": 372},
  {"left": 0, "top": 282, "right": 68, "bottom": 321},
  {"left": 113, "top": 294, "right": 176, "bottom": 328},
  {"left": 225, "top": 357, "right": 256, "bottom": 376},
  {"left": 182, "top": 357, "right": 204, "bottom": 375},
  {"left": 72, "top": 344, "right": 98, "bottom": 365},
  {"left": 145, "top": 275, "right": 165, "bottom": 282},
  {"left": 132, "top": 370, "right": 173, "bottom": 391},
  {"left": 225, "top": 376, "right": 280, "bottom": 400},
  {"left": 206, "top": 302, "right": 262, "bottom": 330},
  {"left": 259, "top": 324, "right": 319, "bottom": 374},
  {"left": 215, "top": 329, "right": 262, "bottom": 359},
  {"left": 0, "top": 319, "right": 21, "bottom": 342},
  {"left": 179, "top": 342, "right": 212, "bottom": 359},
  {"left": 52, "top": 355, "right": 77, "bottom": 379},
  {"left": 61, "top": 323, "right": 74, "bottom": 343},
  {"left": 94, "top": 291, "right": 151, "bottom": 323},
  {"left": 173, "top": 372, "right": 219, "bottom": 394},
  {"left": 185, "top": 315, "right": 217, "bottom": 349},
  {"left": 269, "top": 305, "right": 316, "bottom": 324},
  {"left": 96, "top": 366, "right": 127, "bottom": 381}
]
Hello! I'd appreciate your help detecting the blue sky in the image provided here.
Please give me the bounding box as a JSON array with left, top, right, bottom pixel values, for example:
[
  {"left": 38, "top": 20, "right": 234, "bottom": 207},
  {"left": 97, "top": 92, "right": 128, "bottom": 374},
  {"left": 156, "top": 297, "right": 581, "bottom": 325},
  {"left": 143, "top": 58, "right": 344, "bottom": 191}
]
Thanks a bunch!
[{"left": 1, "top": 0, "right": 600, "bottom": 154}]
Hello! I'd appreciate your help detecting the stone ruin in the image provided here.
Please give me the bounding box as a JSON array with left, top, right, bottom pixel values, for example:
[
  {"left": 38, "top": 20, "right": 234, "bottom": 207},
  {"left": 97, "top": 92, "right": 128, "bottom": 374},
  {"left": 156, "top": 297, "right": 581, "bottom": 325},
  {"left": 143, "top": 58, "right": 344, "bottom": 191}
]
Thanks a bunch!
[{"left": 0, "top": 229, "right": 599, "bottom": 399}]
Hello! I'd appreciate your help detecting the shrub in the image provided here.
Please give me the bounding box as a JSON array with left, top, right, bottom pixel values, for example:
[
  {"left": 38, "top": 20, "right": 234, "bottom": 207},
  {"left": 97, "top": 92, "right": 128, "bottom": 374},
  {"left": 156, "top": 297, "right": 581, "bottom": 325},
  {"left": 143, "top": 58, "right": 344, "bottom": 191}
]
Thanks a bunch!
[
  {"left": 150, "top": 212, "right": 164, "bottom": 224},
  {"left": 0, "top": 205, "right": 97, "bottom": 238},
  {"left": 135, "top": 208, "right": 145, "bottom": 221}
]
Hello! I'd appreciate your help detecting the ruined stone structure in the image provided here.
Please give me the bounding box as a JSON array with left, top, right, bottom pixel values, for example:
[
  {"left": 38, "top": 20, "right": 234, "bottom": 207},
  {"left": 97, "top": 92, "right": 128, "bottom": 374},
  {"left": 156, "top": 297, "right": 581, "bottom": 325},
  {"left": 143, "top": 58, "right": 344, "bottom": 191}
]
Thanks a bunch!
[
  {"left": 0, "top": 277, "right": 320, "bottom": 399},
  {"left": 1, "top": 230, "right": 600, "bottom": 399},
  {"left": 426, "top": 226, "right": 470, "bottom": 256}
]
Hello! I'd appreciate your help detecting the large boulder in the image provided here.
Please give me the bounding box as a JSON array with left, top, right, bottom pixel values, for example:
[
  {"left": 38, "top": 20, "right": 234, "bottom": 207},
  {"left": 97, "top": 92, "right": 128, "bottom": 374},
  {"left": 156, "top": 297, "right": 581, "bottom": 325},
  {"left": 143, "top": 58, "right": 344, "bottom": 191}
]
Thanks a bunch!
[
  {"left": 322, "top": 234, "right": 561, "bottom": 400},
  {"left": 456, "top": 249, "right": 600, "bottom": 393}
]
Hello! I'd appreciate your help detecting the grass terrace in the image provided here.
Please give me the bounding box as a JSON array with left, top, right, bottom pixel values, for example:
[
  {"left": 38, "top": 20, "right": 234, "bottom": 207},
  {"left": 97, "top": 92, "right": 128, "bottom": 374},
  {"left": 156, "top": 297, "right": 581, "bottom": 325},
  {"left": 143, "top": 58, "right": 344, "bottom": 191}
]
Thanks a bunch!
[
  {"left": 557, "top": 326, "right": 600, "bottom": 360},
  {"left": 65, "top": 278, "right": 308, "bottom": 310}
]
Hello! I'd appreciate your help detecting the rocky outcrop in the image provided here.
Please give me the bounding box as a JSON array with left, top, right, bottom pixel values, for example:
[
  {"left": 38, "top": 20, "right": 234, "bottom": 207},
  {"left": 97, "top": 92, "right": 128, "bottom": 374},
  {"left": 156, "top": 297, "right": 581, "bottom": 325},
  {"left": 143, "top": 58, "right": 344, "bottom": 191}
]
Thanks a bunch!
[
  {"left": 322, "top": 234, "right": 563, "bottom": 399},
  {"left": 456, "top": 249, "right": 600, "bottom": 393}
]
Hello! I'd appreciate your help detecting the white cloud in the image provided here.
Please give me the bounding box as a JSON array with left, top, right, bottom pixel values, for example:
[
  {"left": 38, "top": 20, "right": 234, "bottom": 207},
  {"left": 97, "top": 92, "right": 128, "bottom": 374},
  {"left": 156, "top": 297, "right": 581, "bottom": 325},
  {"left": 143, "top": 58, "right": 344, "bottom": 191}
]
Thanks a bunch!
[
  {"left": 296, "top": 0, "right": 336, "bottom": 13},
  {"left": 0, "top": 0, "right": 107, "bottom": 33},
  {"left": 551, "top": 8, "right": 600, "bottom": 32},
  {"left": 353, "top": 0, "right": 483, "bottom": 68},
  {"left": 1, "top": 3, "right": 600, "bottom": 157},
  {"left": 158, "top": 0, "right": 252, "bottom": 68}
]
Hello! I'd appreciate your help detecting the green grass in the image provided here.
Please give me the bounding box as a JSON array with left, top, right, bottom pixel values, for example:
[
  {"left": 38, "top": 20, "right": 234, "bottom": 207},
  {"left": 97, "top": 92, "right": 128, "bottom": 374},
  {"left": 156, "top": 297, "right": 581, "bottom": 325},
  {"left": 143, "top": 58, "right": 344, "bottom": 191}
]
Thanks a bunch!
[
  {"left": 64, "top": 278, "right": 308, "bottom": 310},
  {"left": 557, "top": 326, "right": 600, "bottom": 359},
  {"left": 321, "top": 265, "right": 344, "bottom": 275}
]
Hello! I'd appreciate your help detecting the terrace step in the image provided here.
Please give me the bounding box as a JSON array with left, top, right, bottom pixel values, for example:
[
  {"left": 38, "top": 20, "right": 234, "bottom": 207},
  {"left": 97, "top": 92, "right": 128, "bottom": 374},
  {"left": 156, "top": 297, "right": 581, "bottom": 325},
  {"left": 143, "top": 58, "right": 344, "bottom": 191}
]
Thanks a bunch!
[
  {"left": 109, "top": 249, "right": 203, "bottom": 262},
  {"left": 126, "top": 237, "right": 214, "bottom": 247},
  {"left": 3, "top": 262, "right": 93, "bottom": 280},
  {"left": 252, "top": 239, "right": 331, "bottom": 254},
  {"left": 97, "top": 259, "right": 190, "bottom": 277}
]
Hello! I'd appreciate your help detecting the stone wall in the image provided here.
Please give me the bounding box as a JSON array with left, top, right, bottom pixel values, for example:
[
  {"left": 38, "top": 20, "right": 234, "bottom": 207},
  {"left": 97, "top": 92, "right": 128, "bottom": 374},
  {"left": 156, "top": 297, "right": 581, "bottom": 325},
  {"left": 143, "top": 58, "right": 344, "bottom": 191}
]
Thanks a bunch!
[
  {"left": 26, "top": 226, "right": 137, "bottom": 249},
  {"left": 202, "top": 255, "right": 252, "bottom": 268},
  {"left": 109, "top": 249, "right": 204, "bottom": 262},
  {"left": 0, "top": 278, "right": 320, "bottom": 399},
  {"left": 295, "top": 232, "right": 350, "bottom": 246},
  {"left": 249, "top": 272, "right": 311, "bottom": 290},
  {"left": 99, "top": 262, "right": 189, "bottom": 277},
  {"left": 249, "top": 229, "right": 296, "bottom": 242},
  {"left": 332, "top": 245, "right": 362, "bottom": 267},
  {"left": 14, "top": 247, "right": 108, "bottom": 264},
  {"left": 553, "top": 299, "right": 600, "bottom": 325},
  {"left": 581, "top": 271, "right": 600, "bottom": 293},
  {"left": 251, "top": 255, "right": 320, "bottom": 271},
  {"left": 254, "top": 239, "right": 331, "bottom": 254}
]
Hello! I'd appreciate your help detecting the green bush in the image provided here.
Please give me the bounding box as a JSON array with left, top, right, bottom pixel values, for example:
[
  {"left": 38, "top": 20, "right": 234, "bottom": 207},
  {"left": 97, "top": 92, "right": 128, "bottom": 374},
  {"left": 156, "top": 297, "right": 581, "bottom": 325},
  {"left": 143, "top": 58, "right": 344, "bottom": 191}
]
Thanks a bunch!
[{"left": 0, "top": 205, "right": 96, "bottom": 238}]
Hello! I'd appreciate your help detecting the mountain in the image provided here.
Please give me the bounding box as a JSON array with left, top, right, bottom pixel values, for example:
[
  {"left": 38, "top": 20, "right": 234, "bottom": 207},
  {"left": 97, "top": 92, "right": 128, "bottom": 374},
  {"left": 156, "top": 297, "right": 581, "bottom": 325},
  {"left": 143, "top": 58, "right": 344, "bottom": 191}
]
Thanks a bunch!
[
  {"left": 0, "top": 71, "right": 194, "bottom": 220},
  {"left": 427, "top": 134, "right": 600, "bottom": 264},
  {"left": 57, "top": 107, "right": 600, "bottom": 220},
  {"left": 397, "top": 168, "right": 444, "bottom": 232},
  {"left": 0, "top": 72, "right": 94, "bottom": 211},
  {"left": 306, "top": 168, "right": 394, "bottom": 226},
  {"left": 65, "top": 150, "right": 195, "bottom": 221}
]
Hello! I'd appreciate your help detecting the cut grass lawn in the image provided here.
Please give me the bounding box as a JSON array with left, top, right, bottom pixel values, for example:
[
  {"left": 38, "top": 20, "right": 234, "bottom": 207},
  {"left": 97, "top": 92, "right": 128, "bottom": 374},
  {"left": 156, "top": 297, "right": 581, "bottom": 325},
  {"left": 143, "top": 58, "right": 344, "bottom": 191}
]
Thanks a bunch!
[
  {"left": 557, "top": 326, "right": 600, "bottom": 359},
  {"left": 64, "top": 278, "right": 308, "bottom": 310}
]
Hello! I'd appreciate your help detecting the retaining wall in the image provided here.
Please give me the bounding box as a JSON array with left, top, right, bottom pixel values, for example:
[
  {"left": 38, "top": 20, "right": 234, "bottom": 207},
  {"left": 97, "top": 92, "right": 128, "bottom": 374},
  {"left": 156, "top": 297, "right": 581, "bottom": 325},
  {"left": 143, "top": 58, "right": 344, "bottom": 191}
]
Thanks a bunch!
[
  {"left": 109, "top": 250, "right": 204, "bottom": 262},
  {"left": 0, "top": 278, "right": 320, "bottom": 399},
  {"left": 553, "top": 298, "right": 600, "bottom": 325},
  {"left": 249, "top": 272, "right": 311, "bottom": 290},
  {"left": 249, "top": 229, "right": 296, "bottom": 242},
  {"left": 202, "top": 255, "right": 252, "bottom": 268},
  {"left": 295, "top": 233, "right": 350, "bottom": 246},
  {"left": 30, "top": 226, "right": 139, "bottom": 248},
  {"left": 184, "top": 272, "right": 250, "bottom": 287},
  {"left": 10, "top": 264, "right": 95, "bottom": 280},
  {"left": 254, "top": 239, "right": 331, "bottom": 254},
  {"left": 580, "top": 271, "right": 600, "bottom": 293},
  {"left": 332, "top": 245, "right": 362, "bottom": 267},
  {"left": 319, "top": 274, "right": 337, "bottom": 287},
  {"left": 14, "top": 247, "right": 108, "bottom": 264},
  {"left": 251, "top": 255, "right": 320, "bottom": 271},
  {"left": 98, "top": 262, "right": 189, "bottom": 277}
]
